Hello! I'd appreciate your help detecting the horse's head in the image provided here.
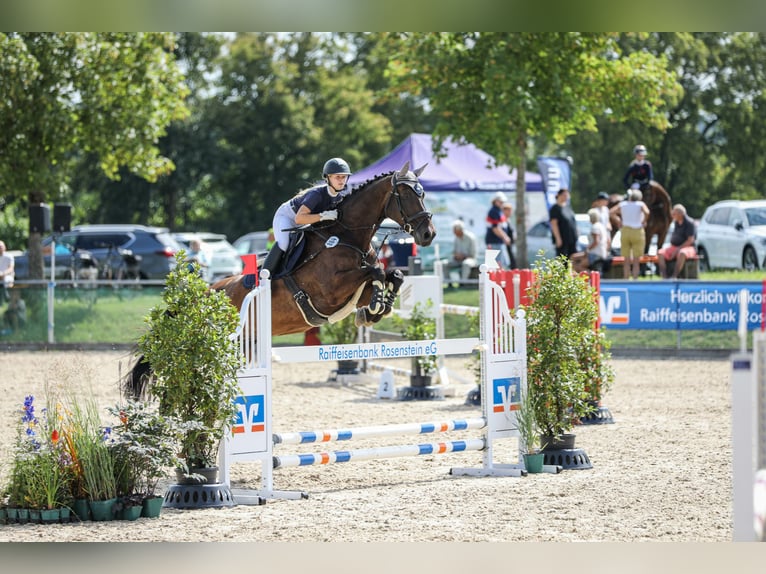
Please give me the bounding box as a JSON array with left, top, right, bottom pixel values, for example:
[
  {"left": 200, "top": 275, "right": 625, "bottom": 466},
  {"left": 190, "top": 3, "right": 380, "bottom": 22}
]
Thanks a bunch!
[{"left": 387, "top": 162, "right": 436, "bottom": 247}]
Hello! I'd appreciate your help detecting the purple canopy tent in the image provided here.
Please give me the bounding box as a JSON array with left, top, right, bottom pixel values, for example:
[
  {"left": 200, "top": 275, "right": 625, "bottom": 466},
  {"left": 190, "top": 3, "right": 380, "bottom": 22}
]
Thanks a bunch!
[
  {"left": 348, "top": 133, "right": 547, "bottom": 269},
  {"left": 348, "top": 133, "right": 542, "bottom": 192}
]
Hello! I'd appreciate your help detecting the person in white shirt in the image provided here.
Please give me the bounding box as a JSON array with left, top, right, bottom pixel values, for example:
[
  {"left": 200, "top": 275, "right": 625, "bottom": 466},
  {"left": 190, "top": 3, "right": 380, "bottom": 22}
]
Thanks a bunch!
[
  {"left": 610, "top": 189, "right": 650, "bottom": 279},
  {"left": 593, "top": 191, "right": 613, "bottom": 251},
  {"left": 448, "top": 220, "right": 478, "bottom": 281},
  {"left": 0, "top": 240, "right": 14, "bottom": 305}
]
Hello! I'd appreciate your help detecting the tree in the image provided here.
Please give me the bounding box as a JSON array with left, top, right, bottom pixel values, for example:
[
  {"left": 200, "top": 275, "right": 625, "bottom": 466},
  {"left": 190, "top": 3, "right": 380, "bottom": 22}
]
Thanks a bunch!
[
  {"left": 0, "top": 33, "right": 189, "bottom": 278},
  {"left": 387, "top": 33, "right": 682, "bottom": 267}
]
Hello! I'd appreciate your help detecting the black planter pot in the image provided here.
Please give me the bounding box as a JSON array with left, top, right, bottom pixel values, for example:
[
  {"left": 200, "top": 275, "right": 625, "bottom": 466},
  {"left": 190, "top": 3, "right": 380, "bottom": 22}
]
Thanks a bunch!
[
  {"left": 409, "top": 374, "right": 433, "bottom": 388},
  {"left": 540, "top": 433, "right": 576, "bottom": 451},
  {"left": 165, "top": 466, "right": 235, "bottom": 509},
  {"left": 336, "top": 360, "right": 360, "bottom": 375}
]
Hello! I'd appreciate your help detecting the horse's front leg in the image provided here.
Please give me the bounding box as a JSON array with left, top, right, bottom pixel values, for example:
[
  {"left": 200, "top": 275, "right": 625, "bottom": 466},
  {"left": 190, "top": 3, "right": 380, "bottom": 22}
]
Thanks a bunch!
[
  {"left": 382, "top": 268, "right": 405, "bottom": 315},
  {"left": 354, "top": 267, "right": 402, "bottom": 327}
]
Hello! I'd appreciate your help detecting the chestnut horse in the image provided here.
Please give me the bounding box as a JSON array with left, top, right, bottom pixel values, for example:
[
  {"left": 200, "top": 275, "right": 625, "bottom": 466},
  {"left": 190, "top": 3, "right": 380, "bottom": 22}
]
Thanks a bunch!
[
  {"left": 125, "top": 162, "right": 436, "bottom": 399},
  {"left": 608, "top": 181, "right": 672, "bottom": 254}
]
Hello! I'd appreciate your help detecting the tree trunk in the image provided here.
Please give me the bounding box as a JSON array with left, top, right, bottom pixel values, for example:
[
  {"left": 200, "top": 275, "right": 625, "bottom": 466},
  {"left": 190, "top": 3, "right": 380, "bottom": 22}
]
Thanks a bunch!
[
  {"left": 28, "top": 189, "right": 46, "bottom": 280},
  {"left": 514, "top": 134, "right": 529, "bottom": 269}
]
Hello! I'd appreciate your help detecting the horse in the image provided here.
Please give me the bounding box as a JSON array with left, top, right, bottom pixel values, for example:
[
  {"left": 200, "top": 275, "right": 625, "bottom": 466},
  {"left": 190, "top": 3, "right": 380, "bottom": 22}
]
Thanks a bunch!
[
  {"left": 124, "top": 162, "right": 436, "bottom": 399},
  {"left": 607, "top": 181, "right": 672, "bottom": 254}
]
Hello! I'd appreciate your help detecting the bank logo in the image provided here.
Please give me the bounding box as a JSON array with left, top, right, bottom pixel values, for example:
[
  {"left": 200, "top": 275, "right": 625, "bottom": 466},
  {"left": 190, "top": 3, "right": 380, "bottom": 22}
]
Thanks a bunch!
[
  {"left": 232, "top": 394, "right": 265, "bottom": 435},
  {"left": 600, "top": 289, "right": 629, "bottom": 324},
  {"left": 492, "top": 377, "right": 520, "bottom": 413}
]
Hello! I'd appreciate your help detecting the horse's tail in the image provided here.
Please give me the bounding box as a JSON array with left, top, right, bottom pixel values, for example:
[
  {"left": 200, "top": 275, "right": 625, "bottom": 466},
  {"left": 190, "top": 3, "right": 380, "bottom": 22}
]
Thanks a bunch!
[{"left": 122, "top": 352, "right": 154, "bottom": 401}]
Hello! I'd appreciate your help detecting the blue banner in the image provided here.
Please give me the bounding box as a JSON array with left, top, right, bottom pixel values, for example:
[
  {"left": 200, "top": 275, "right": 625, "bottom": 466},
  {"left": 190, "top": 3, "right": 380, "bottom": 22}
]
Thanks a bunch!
[
  {"left": 536, "top": 156, "right": 572, "bottom": 209},
  {"left": 600, "top": 281, "right": 765, "bottom": 330}
]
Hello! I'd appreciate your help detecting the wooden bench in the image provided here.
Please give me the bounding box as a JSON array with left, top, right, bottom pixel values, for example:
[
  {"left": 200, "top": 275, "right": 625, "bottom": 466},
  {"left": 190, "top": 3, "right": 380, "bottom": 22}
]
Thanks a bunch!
[{"left": 603, "top": 253, "right": 699, "bottom": 279}]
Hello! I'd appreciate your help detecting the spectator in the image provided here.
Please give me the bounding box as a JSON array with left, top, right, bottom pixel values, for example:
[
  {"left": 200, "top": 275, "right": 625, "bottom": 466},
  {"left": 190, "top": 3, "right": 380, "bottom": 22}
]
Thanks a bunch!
[
  {"left": 447, "top": 220, "right": 478, "bottom": 281},
  {"left": 572, "top": 207, "right": 609, "bottom": 272},
  {"left": 549, "top": 188, "right": 578, "bottom": 259},
  {"left": 610, "top": 189, "right": 649, "bottom": 279},
  {"left": 658, "top": 204, "right": 697, "bottom": 279},
  {"left": 484, "top": 192, "right": 512, "bottom": 269},
  {"left": 2, "top": 289, "right": 26, "bottom": 334},
  {"left": 592, "top": 191, "right": 613, "bottom": 251},
  {"left": 186, "top": 239, "right": 210, "bottom": 281},
  {"left": 501, "top": 202, "right": 518, "bottom": 269},
  {"left": 0, "top": 240, "right": 14, "bottom": 306}
]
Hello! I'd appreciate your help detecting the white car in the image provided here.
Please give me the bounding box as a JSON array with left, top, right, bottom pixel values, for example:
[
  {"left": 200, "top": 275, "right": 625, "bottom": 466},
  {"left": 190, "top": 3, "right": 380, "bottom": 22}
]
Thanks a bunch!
[
  {"left": 173, "top": 232, "right": 243, "bottom": 283},
  {"left": 695, "top": 200, "right": 766, "bottom": 271},
  {"left": 526, "top": 214, "right": 591, "bottom": 263}
]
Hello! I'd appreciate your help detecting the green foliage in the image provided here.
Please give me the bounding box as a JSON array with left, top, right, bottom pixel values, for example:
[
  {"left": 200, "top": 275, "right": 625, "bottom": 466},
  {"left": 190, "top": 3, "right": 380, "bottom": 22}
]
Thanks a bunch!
[
  {"left": 106, "top": 401, "right": 185, "bottom": 497},
  {"left": 138, "top": 251, "right": 241, "bottom": 469},
  {"left": 392, "top": 300, "right": 438, "bottom": 375},
  {"left": 320, "top": 312, "right": 359, "bottom": 345},
  {"left": 524, "top": 257, "right": 614, "bottom": 437},
  {"left": 513, "top": 386, "right": 541, "bottom": 455}
]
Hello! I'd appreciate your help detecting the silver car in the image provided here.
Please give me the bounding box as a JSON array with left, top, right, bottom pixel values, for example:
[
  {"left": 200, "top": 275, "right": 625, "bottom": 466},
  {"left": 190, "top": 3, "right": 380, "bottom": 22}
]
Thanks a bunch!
[
  {"left": 695, "top": 200, "right": 766, "bottom": 271},
  {"left": 173, "top": 232, "right": 243, "bottom": 283}
]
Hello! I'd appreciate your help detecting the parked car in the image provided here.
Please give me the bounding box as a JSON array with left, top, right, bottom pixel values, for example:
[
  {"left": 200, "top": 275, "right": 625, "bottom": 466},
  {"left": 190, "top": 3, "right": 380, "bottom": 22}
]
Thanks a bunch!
[
  {"left": 526, "top": 214, "right": 591, "bottom": 263},
  {"left": 695, "top": 200, "right": 766, "bottom": 271},
  {"left": 173, "top": 232, "right": 243, "bottom": 283},
  {"left": 233, "top": 231, "right": 271, "bottom": 259},
  {"left": 13, "top": 224, "right": 182, "bottom": 280}
]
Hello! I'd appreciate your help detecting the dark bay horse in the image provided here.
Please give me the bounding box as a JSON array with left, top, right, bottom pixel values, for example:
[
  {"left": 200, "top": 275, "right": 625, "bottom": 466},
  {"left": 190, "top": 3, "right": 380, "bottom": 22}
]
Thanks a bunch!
[
  {"left": 125, "top": 162, "right": 436, "bottom": 398},
  {"left": 608, "top": 181, "right": 672, "bottom": 254}
]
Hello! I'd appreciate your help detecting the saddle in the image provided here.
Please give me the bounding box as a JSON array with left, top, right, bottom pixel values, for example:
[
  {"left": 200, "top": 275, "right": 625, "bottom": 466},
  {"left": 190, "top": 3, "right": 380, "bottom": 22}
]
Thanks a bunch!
[{"left": 272, "top": 228, "right": 307, "bottom": 280}]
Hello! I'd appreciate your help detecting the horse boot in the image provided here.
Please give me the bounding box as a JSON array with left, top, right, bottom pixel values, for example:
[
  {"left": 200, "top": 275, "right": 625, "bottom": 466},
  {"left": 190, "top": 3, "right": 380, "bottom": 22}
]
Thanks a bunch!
[{"left": 261, "top": 245, "right": 284, "bottom": 279}]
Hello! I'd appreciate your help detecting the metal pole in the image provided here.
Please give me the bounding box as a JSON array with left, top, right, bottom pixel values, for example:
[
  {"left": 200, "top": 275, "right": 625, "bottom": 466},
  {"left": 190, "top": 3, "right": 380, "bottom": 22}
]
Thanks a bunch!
[{"left": 47, "top": 238, "right": 56, "bottom": 344}]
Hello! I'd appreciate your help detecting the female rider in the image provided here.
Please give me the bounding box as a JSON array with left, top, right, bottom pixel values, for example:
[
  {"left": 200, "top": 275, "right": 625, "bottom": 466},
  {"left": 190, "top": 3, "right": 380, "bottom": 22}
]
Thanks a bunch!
[{"left": 262, "top": 157, "right": 352, "bottom": 276}]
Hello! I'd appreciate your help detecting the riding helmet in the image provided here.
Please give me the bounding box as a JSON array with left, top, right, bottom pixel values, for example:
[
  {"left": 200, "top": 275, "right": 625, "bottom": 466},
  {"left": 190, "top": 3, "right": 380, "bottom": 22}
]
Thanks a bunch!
[
  {"left": 633, "top": 144, "right": 647, "bottom": 155},
  {"left": 323, "top": 157, "right": 352, "bottom": 177}
]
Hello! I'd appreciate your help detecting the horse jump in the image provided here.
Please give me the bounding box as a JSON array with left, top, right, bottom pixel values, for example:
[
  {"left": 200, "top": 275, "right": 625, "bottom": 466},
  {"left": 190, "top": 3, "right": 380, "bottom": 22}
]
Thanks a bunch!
[{"left": 220, "top": 258, "right": 552, "bottom": 503}]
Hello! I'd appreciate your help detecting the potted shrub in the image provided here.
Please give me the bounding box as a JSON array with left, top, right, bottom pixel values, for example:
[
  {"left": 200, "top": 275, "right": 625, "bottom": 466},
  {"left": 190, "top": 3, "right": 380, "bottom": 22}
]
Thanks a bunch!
[
  {"left": 107, "top": 400, "right": 185, "bottom": 519},
  {"left": 513, "top": 386, "right": 544, "bottom": 473},
  {"left": 320, "top": 312, "right": 360, "bottom": 375},
  {"left": 524, "top": 256, "right": 614, "bottom": 449},
  {"left": 138, "top": 252, "right": 241, "bottom": 483},
  {"left": 392, "top": 299, "right": 438, "bottom": 387}
]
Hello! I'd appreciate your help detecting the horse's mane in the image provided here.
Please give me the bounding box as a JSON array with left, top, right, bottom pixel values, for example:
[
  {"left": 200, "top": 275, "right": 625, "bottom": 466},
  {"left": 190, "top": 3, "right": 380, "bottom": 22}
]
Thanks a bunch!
[{"left": 350, "top": 172, "right": 394, "bottom": 194}]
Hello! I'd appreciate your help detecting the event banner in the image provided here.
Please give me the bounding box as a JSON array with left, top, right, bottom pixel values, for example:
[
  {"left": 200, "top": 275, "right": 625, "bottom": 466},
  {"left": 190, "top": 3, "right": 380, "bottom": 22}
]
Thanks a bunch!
[
  {"left": 536, "top": 156, "right": 572, "bottom": 209},
  {"left": 600, "top": 281, "right": 765, "bottom": 330}
]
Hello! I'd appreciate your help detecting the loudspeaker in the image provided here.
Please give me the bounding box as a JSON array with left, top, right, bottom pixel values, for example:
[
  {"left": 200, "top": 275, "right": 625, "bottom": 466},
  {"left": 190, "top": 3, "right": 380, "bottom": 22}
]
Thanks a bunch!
[
  {"left": 53, "top": 203, "right": 72, "bottom": 233},
  {"left": 29, "top": 204, "right": 51, "bottom": 233}
]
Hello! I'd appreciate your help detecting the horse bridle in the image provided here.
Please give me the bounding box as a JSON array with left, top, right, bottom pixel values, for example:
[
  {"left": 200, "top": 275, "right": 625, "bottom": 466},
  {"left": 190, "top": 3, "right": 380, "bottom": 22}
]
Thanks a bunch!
[{"left": 387, "top": 171, "right": 432, "bottom": 235}]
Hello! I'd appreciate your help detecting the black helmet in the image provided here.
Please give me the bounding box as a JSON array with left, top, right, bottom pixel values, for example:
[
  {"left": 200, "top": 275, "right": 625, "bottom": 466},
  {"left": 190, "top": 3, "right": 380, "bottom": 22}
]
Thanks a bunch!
[
  {"left": 322, "top": 157, "right": 352, "bottom": 177},
  {"left": 633, "top": 144, "right": 647, "bottom": 155}
]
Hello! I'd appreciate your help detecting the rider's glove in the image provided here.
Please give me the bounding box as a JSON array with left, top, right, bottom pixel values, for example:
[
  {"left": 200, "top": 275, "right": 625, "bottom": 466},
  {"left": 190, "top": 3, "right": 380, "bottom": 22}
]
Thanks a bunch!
[{"left": 319, "top": 210, "right": 338, "bottom": 221}]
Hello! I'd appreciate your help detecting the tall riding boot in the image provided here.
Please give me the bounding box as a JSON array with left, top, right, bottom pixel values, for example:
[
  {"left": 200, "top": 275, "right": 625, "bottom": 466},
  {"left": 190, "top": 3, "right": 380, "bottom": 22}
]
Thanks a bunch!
[{"left": 261, "top": 245, "right": 284, "bottom": 278}]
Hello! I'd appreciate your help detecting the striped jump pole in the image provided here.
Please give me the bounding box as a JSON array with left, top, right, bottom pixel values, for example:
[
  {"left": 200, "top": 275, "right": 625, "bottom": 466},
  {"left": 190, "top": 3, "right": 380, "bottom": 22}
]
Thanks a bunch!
[
  {"left": 274, "top": 417, "right": 486, "bottom": 445},
  {"left": 274, "top": 439, "right": 487, "bottom": 468}
]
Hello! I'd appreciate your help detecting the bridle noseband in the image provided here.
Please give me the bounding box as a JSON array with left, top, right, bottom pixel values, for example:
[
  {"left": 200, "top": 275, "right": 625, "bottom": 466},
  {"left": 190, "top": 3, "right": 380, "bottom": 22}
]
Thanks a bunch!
[{"left": 387, "top": 171, "right": 432, "bottom": 234}]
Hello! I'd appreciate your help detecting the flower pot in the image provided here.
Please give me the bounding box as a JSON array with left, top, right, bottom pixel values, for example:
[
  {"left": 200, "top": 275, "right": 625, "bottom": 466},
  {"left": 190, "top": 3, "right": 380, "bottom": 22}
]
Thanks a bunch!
[
  {"left": 175, "top": 466, "right": 219, "bottom": 485},
  {"left": 0, "top": 508, "right": 7, "bottom": 525},
  {"left": 409, "top": 374, "right": 433, "bottom": 388},
  {"left": 540, "top": 433, "right": 576, "bottom": 451},
  {"left": 336, "top": 360, "right": 360, "bottom": 375},
  {"left": 88, "top": 498, "right": 117, "bottom": 522},
  {"left": 72, "top": 498, "right": 91, "bottom": 521},
  {"left": 29, "top": 509, "right": 42, "bottom": 524},
  {"left": 40, "top": 508, "right": 61, "bottom": 524},
  {"left": 59, "top": 507, "right": 71, "bottom": 523},
  {"left": 141, "top": 495, "right": 163, "bottom": 518},
  {"left": 119, "top": 505, "right": 143, "bottom": 521},
  {"left": 6, "top": 508, "right": 18, "bottom": 524},
  {"left": 17, "top": 508, "right": 30, "bottom": 524},
  {"left": 523, "top": 452, "right": 545, "bottom": 473}
]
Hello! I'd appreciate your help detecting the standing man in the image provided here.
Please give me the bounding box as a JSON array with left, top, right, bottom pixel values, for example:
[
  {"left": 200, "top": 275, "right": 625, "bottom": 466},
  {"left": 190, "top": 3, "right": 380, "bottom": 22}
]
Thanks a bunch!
[
  {"left": 485, "top": 192, "right": 512, "bottom": 269},
  {"left": 448, "top": 220, "right": 478, "bottom": 281},
  {"left": 658, "top": 204, "right": 697, "bottom": 279},
  {"left": 593, "top": 191, "right": 613, "bottom": 251},
  {"left": 549, "top": 188, "right": 578, "bottom": 259},
  {"left": 0, "top": 240, "right": 14, "bottom": 305}
]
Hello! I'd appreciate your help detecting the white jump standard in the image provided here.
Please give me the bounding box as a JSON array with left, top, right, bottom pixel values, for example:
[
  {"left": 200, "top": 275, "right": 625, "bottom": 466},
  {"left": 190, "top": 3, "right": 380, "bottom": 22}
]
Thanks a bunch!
[{"left": 221, "top": 254, "right": 557, "bottom": 504}]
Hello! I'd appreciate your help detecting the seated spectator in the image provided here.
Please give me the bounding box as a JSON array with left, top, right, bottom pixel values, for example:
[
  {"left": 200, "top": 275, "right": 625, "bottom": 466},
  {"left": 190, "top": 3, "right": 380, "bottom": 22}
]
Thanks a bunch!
[
  {"left": 658, "top": 204, "right": 697, "bottom": 279},
  {"left": 447, "top": 220, "right": 478, "bottom": 281},
  {"left": 3, "top": 289, "right": 26, "bottom": 334},
  {"left": 572, "top": 209, "right": 609, "bottom": 273}
]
